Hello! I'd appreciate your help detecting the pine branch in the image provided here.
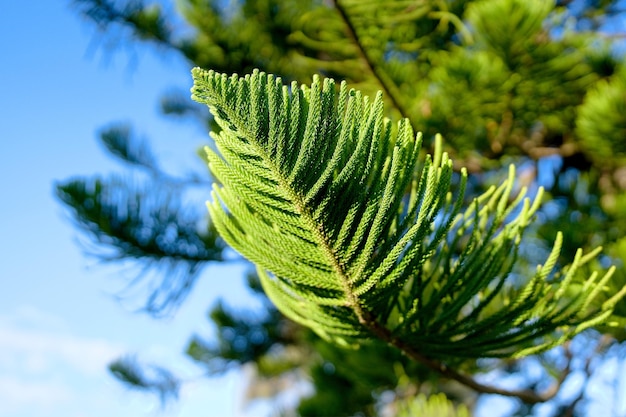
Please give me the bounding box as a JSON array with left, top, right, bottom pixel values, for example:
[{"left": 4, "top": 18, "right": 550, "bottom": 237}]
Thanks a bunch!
[
  {"left": 99, "top": 123, "right": 160, "bottom": 172},
  {"left": 109, "top": 356, "right": 179, "bottom": 405},
  {"left": 56, "top": 176, "right": 224, "bottom": 313},
  {"left": 190, "top": 69, "right": 624, "bottom": 403}
]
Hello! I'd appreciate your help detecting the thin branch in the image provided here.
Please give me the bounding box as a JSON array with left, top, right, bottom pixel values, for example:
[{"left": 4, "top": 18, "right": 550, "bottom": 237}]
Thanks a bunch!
[
  {"left": 330, "top": 0, "right": 418, "bottom": 133},
  {"left": 361, "top": 310, "right": 560, "bottom": 404}
]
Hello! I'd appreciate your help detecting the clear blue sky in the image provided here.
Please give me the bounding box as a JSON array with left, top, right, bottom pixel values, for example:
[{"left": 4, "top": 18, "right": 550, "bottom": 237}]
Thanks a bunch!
[{"left": 0, "top": 2, "right": 262, "bottom": 416}]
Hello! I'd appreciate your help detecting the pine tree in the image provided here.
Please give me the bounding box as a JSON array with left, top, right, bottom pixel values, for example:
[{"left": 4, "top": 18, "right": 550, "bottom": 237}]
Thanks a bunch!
[{"left": 59, "top": 0, "right": 626, "bottom": 415}]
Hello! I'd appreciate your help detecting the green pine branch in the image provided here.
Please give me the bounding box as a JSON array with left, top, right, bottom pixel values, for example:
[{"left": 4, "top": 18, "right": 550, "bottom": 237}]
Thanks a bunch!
[
  {"left": 190, "top": 68, "right": 626, "bottom": 402},
  {"left": 56, "top": 176, "right": 224, "bottom": 314},
  {"left": 108, "top": 356, "right": 179, "bottom": 405}
]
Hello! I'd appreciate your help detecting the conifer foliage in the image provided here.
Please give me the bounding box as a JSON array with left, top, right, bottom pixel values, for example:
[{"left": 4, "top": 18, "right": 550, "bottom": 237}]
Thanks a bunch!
[
  {"left": 60, "top": 0, "right": 626, "bottom": 414},
  {"left": 190, "top": 68, "right": 625, "bottom": 377}
]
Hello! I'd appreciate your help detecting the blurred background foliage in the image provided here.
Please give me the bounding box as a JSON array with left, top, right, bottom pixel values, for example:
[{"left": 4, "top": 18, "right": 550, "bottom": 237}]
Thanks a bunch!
[{"left": 57, "top": 0, "right": 626, "bottom": 416}]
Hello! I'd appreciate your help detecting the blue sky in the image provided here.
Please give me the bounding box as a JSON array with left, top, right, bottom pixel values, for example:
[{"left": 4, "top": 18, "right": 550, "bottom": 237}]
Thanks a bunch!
[{"left": 0, "top": 2, "right": 266, "bottom": 416}]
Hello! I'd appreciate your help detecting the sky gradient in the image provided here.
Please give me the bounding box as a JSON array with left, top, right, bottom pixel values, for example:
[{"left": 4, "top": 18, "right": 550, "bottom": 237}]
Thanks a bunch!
[{"left": 0, "top": 2, "right": 262, "bottom": 416}]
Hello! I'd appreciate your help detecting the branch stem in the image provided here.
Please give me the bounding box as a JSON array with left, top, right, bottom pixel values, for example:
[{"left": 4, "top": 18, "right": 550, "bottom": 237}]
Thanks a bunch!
[
  {"left": 361, "top": 310, "right": 561, "bottom": 404},
  {"left": 330, "top": 0, "right": 418, "bottom": 133}
]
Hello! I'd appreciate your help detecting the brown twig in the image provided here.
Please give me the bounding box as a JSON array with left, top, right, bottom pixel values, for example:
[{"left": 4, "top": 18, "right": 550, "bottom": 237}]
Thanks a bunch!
[
  {"left": 329, "top": 0, "right": 418, "bottom": 133},
  {"left": 359, "top": 310, "right": 561, "bottom": 404}
]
